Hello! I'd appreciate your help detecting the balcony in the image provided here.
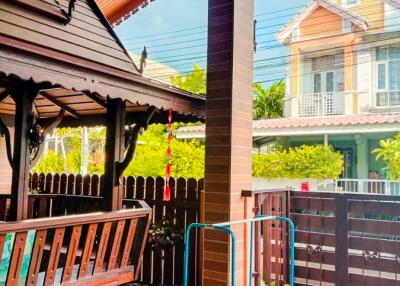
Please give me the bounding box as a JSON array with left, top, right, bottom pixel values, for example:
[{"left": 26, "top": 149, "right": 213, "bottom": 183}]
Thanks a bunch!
[{"left": 299, "top": 92, "right": 345, "bottom": 117}]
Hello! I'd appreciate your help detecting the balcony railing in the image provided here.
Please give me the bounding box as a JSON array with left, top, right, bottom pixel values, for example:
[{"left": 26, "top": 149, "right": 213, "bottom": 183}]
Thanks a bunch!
[
  {"left": 377, "top": 90, "right": 400, "bottom": 107},
  {"left": 336, "top": 178, "right": 400, "bottom": 195},
  {"left": 299, "top": 92, "right": 344, "bottom": 116}
]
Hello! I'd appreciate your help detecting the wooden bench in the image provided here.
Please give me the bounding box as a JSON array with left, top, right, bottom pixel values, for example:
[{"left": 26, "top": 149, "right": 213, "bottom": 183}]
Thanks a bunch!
[{"left": 0, "top": 201, "right": 151, "bottom": 286}]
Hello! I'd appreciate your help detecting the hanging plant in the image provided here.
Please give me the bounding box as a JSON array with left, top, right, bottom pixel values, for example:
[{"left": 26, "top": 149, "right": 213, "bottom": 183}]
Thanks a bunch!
[{"left": 147, "top": 216, "right": 184, "bottom": 250}]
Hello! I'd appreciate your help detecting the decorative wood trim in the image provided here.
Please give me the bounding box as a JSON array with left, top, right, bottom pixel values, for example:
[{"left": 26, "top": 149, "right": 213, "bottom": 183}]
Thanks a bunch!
[
  {"left": 0, "top": 116, "right": 13, "bottom": 168},
  {"left": 12, "top": 0, "right": 68, "bottom": 23},
  {"left": 115, "top": 106, "right": 158, "bottom": 178},
  {"left": 30, "top": 109, "right": 65, "bottom": 168}
]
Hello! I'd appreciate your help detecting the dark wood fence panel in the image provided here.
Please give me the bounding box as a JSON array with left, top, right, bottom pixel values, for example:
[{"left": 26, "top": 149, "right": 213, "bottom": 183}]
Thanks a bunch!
[
  {"left": 291, "top": 192, "right": 400, "bottom": 286},
  {"left": 23, "top": 173, "right": 202, "bottom": 286}
]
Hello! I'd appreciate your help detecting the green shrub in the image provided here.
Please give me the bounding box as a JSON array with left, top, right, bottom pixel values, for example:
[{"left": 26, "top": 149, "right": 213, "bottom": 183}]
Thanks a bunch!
[
  {"left": 372, "top": 134, "right": 400, "bottom": 179},
  {"left": 253, "top": 145, "right": 343, "bottom": 179},
  {"left": 32, "top": 151, "right": 64, "bottom": 174}
]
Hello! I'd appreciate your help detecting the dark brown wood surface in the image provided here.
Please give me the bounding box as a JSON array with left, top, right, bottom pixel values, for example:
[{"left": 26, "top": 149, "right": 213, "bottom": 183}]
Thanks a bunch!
[
  {"left": 203, "top": 0, "right": 254, "bottom": 284},
  {"left": 0, "top": 0, "right": 138, "bottom": 74}
]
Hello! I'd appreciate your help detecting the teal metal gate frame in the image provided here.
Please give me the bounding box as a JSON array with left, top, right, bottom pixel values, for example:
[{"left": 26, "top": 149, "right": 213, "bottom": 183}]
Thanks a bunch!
[{"left": 183, "top": 215, "right": 295, "bottom": 286}]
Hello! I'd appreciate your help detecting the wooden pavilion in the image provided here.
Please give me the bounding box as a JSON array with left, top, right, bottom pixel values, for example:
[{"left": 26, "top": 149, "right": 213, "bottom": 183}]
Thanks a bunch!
[
  {"left": 0, "top": 0, "right": 205, "bottom": 285},
  {"left": 0, "top": 0, "right": 258, "bottom": 285}
]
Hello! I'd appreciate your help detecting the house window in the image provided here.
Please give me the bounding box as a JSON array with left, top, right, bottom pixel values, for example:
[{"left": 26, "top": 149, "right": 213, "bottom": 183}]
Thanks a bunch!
[
  {"left": 342, "top": 0, "right": 359, "bottom": 7},
  {"left": 376, "top": 47, "right": 400, "bottom": 106},
  {"left": 384, "top": 3, "right": 400, "bottom": 32}
]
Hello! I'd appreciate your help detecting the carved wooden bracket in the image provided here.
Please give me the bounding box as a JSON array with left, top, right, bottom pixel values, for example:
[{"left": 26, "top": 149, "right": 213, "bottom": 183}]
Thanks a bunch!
[
  {"left": 30, "top": 109, "right": 65, "bottom": 168},
  {"left": 0, "top": 117, "right": 13, "bottom": 168},
  {"left": 115, "top": 107, "right": 158, "bottom": 180}
]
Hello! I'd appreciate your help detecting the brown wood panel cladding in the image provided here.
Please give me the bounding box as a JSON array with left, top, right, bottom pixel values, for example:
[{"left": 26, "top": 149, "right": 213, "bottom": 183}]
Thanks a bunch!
[
  {"left": 0, "top": 0, "right": 138, "bottom": 74},
  {"left": 204, "top": 0, "right": 254, "bottom": 285}
]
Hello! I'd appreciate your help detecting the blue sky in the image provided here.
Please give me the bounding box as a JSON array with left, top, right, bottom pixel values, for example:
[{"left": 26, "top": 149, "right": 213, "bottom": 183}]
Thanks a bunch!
[{"left": 114, "top": 0, "right": 308, "bottom": 86}]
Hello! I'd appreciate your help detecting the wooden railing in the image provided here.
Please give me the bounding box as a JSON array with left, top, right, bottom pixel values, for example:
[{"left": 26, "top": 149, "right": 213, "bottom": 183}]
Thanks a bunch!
[
  {"left": 245, "top": 189, "right": 400, "bottom": 286},
  {"left": 15, "top": 173, "right": 203, "bottom": 286},
  {"left": 0, "top": 204, "right": 151, "bottom": 286}
]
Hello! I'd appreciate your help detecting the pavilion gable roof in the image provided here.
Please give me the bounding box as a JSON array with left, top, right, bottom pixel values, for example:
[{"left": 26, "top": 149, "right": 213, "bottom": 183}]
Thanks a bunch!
[{"left": 0, "top": 0, "right": 140, "bottom": 74}]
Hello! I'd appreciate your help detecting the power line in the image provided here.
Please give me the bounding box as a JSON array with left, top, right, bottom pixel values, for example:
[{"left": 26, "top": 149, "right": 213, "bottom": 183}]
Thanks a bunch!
[{"left": 147, "top": 31, "right": 400, "bottom": 79}]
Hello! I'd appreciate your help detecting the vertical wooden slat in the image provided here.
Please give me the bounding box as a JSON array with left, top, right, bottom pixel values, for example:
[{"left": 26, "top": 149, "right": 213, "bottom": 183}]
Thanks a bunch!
[
  {"left": 187, "top": 178, "right": 198, "bottom": 286},
  {"left": 152, "top": 177, "right": 162, "bottom": 285},
  {"left": 125, "top": 176, "right": 135, "bottom": 199},
  {"left": 6, "top": 232, "right": 28, "bottom": 286},
  {"left": 67, "top": 174, "right": 75, "bottom": 195},
  {"left": 75, "top": 174, "right": 83, "bottom": 196},
  {"left": 94, "top": 222, "right": 112, "bottom": 274},
  {"left": 45, "top": 173, "right": 53, "bottom": 194},
  {"left": 62, "top": 225, "right": 82, "bottom": 282},
  {"left": 44, "top": 227, "right": 65, "bottom": 286},
  {"left": 120, "top": 218, "right": 138, "bottom": 267},
  {"left": 26, "top": 229, "right": 47, "bottom": 286},
  {"left": 0, "top": 234, "right": 6, "bottom": 261},
  {"left": 59, "top": 173, "right": 67, "bottom": 194},
  {"left": 335, "top": 196, "right": 349, "bottom": 286},
  {"left": 91, "top": 174, "right": 100, "bottom": 197},
  {"left": 108, "top": 220, "right": 126, "bottom": 270},
  {"left": 78, "top": 223, "right": 98, "bottom": 278},
  {"left": 82, "top": 174, "right": 91, "bottom": 196},
  {"left": 174, "top": 178, "right": 187, "bottom": 284},
  {"left": 163, "top": 177, "right": 174, "bottom": 284}
]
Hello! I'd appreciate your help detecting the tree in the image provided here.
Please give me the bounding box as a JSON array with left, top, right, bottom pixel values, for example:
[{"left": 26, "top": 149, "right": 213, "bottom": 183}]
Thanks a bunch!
[
  {"left": 31, "top": 151, "right": 64, "bottom": 174},
  {"left": 253, "top": 80, "right": 285, "bottom": 120},
  {"left": 171, "top": 64, "right": 285, "bottom": 119},
  {"left": 372, "top": 134, "right": 400, "bottom": 179},
  {"left": 170, "top": 64, "right": 206, "bottom": 95},
  {"left": 124, "top": 124, "right": 205, "bottom": 179}
]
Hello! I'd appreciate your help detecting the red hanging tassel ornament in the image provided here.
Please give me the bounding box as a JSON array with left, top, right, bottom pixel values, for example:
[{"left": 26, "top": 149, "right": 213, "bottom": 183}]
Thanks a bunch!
[{"left": 164, "top": 108, "right": 173, "bottom": 201}]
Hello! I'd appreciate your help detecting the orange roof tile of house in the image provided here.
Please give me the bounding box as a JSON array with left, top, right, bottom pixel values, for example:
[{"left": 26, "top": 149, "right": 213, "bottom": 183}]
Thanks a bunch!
[{"left": 97, "top": 0, "right": 155, "bottom": 25}]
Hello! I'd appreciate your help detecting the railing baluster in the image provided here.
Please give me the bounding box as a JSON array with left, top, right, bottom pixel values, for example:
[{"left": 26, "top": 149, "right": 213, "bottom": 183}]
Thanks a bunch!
[
  {"left": 44, "top": 227, "right": 65, "bottom": 286},
  {"left": 62, "top": 225, "right": 82, "bottom": 282},
  {"left": 121, "top": 218, "right": 138, "bottom": 267},
  {"left": 26, "top": 230, "right": 47, "bottom": 286},
  {"left": 108, "top": 220, "right": 126, "bottom": 270},
  {"left": 6, "top": 232, "right": 28, "bottom": 286},
  {"left": 94, "top": 222, "right": 112, "bottom": 274},
  {"left": 78, "top": 223, "right": 98, "bottom": 278}
]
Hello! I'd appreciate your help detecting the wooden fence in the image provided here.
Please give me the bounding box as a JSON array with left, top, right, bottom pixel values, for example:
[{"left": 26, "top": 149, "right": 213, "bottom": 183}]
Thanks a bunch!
[
  {"left": 14, "top": 173, "right": 203, "bottom": 286},
  {"left": 249, "top": 190, "right": 400, "bottom": 286}
]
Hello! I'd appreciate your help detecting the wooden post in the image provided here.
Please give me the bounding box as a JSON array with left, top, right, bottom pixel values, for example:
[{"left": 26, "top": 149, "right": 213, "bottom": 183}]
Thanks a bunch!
[
  {"left": 10, "top": 82, "right": 37, "bottom": 221},
  {"left": 203, "top": 0, "right": 254, "bottom": 285},
  {"left": 103, "top": 98, "right": 125, "bottom": 211},
  {"left": 335, "top": 195, "right": 349, "bottom": 286}
]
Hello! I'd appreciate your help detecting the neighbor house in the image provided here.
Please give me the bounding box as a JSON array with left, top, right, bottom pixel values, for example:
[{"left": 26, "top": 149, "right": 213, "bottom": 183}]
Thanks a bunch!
[{"left": 176, "top": 0, "right": 400, "bottom": 180}]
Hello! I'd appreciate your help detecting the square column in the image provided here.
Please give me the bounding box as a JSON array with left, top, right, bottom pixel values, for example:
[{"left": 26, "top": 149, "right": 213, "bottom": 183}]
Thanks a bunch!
[
  {"left": 203, "top": 0, "right": 254, "bottom": 285},
  {"left": 103, "top": 98, "right": 125, "bottom": 211}
]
